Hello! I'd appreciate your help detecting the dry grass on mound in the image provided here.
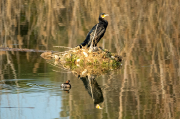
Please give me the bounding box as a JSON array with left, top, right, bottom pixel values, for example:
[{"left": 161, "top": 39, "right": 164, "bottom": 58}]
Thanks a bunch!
[
  {"left": 41, "top": 47, "right": 122, "bottom": 66},
  {"left": 40, "top": 46, "right": 123, "bottom": 76}
]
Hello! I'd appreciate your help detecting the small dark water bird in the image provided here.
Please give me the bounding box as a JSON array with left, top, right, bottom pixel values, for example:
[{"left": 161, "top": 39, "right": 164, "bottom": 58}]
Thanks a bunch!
[
  {"left": 78, "top": 13, "right": 109, "bottom": 48},
  {"left": 61, "top": 80, "right": 71, "bottom": 88}
]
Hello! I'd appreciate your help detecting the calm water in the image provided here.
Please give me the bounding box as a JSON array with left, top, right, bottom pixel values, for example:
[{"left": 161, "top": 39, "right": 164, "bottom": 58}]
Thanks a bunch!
[
  {"left": 0, "top": 51, "right": 122, "bottom": 119},
  {"left": 1, "top": 0, "right": 180, "bottom": 119}
]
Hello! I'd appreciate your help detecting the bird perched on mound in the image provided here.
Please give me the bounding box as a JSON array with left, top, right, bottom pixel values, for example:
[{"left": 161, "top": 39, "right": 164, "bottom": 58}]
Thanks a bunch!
[{"left": 78, "top": 13, "right": 109, "bottom": 49}]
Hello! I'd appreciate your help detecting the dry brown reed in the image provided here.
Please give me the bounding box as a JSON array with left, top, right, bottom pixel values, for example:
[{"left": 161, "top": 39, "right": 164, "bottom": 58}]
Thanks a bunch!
[{"left": 1, "top": 0, "right": 180, "bottom": 118}]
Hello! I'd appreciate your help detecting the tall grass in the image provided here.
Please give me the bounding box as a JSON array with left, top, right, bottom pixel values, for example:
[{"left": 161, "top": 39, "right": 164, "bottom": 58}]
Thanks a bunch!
[{"left": 0, "top": 0, "right": 180, "bottom": 118}]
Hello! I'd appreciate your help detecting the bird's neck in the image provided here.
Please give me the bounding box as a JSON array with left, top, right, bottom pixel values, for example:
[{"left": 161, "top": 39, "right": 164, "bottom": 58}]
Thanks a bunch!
[
  {"left": 99, "top": 17, "right": 107, "bottom": 23},
  {"left": 99, "top": 18, "right": 108, "bottom": 27}
]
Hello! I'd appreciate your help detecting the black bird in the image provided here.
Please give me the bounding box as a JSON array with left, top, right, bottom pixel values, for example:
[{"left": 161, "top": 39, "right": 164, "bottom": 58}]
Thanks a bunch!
[{"left": 79, "top": 13, "right": 109, "bottom": 48}]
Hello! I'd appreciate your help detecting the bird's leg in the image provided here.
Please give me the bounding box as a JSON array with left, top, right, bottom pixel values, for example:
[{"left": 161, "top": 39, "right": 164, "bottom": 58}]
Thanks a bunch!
[
  {"left": 92, "top": 43, "right": 99, "bottom": 51},
  {"left": 89, "top": 40, "right": 94, "bottom": 52},
  {"left": 89, "top": 44, "right": 93, "bottom": 51},
  {"left": 89, "top": 46, "right": 93, "bottom": 52},
  {"left": 89, "top": 46, "right": 99, "bottom": 52},
  {"left": 93, "top": 46, "right": 99, "bottom": 52}
]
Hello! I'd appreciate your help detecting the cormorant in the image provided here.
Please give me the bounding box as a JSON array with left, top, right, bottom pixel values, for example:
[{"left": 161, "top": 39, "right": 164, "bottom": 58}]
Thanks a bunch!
[{"left": 79, "top": 13, "right": 109, "bottom": 48}]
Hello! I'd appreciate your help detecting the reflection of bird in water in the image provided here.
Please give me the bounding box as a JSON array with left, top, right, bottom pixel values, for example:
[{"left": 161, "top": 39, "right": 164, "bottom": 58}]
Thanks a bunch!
[
  {"left": 78, "top": 13, "right": 109, "bottom": 49},
  {"left": 60, "top": 80, "right": 71, "bottom": 93},
  {"left": 96, "top": 104, "right": 102, "bottom": 109},
  {"left": 79, "top": 75, "right": 104, "bottom": 109}
]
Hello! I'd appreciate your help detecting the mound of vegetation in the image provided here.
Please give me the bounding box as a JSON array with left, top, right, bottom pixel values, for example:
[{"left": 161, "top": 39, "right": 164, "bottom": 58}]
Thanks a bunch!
[{"left": 40, "top": 47, "right": 122, "bottom": 75}]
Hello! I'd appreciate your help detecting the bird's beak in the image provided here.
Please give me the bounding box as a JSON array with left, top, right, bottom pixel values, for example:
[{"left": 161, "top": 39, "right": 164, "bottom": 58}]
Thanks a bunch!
[{"left": 105, "top": 14, "right": 109, "bottom": 17}]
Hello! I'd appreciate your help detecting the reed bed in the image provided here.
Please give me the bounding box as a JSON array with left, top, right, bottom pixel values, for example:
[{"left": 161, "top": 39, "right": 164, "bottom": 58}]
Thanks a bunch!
[{"left": 0, "top": 0, "right": 180, "bottom": 118}]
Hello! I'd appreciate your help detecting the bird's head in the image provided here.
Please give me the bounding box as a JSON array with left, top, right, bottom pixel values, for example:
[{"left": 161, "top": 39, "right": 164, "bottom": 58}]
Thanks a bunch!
[
  {"left": 100, "top": 13, "right": 109, "bottom": 19},
  {"left": 66, "top": 80, "right": 70, "bottom": 83}
]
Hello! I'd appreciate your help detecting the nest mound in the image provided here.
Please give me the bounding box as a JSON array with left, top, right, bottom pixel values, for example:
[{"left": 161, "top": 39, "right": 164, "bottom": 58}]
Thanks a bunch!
[{"left": 40, "top": 47, "right": 122, "bottom": 75}]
